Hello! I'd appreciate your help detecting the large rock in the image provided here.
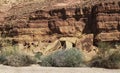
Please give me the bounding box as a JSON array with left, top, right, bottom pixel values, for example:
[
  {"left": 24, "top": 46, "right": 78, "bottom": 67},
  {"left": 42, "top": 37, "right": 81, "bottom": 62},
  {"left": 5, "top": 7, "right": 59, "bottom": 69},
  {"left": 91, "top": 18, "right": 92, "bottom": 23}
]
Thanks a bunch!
[
  {"left": 44, "top": 37, "right": 78, "bottom": 55},
  {"left": 95, "top": 32, "right": 120, "bottom": 42},
  {"left": 76, "top": 34, "right": 98, "bottom": 61},
  {"left": 44, "top": 40, "right": 62, "bottom": 55},
  {"left": 76, "top": 34, "right": 94, "bottom": 52}
]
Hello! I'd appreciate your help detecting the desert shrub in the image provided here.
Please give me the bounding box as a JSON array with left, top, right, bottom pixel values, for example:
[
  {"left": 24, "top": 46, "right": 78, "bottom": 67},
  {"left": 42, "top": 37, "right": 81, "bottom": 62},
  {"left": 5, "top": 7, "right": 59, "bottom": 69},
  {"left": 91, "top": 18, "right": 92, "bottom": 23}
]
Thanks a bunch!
[
  {"left": 91, "top": 42, "right": 120, "bottom": 69},
  {"left": 91, "top": 51, "right": 120, "bottom": 69},
  {"left": 107, "top": 51, "right": 120, "bottom": 69},
  {"left": 90, "top": 42, "right": 111, "bottom": 68},
  {"left": 0, "top": 46, "right": 36, "bottom": 67},
  {"left": 34, "top": 52, "right": 43, "bottom": 60},
  {"left": 3, "top": 54, "right": 36, "bottom": 67},
  {"left": 34, "top": 52, "right": 43, "bottom": 64},
  {"left": 40, "top": 48, "right": 85, "bottom": 67},
  {"left": 0, "top": 39, "right": 13, "bottom": 48}
]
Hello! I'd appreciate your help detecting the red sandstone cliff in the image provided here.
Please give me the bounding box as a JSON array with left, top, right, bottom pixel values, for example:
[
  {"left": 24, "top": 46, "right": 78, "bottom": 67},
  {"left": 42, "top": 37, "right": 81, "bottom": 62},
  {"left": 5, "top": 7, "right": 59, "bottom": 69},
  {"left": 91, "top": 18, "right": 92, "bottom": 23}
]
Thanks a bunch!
[{"left": 0, "top": 0, "right": 120, "bottom": 56}]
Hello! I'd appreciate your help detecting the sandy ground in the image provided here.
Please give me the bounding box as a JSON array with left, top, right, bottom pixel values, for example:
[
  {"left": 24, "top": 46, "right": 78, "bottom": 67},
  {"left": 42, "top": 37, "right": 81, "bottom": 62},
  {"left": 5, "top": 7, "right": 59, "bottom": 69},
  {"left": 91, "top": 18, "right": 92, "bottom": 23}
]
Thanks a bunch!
[{"left": 0, "top": 65, "right": 120, "bottom": 73}]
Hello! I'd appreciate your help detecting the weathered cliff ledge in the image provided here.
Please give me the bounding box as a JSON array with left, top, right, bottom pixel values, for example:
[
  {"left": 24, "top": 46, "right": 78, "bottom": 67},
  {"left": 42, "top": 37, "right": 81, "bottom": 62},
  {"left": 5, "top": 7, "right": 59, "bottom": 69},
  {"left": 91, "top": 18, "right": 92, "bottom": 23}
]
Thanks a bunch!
[{"left": 0, "top": 1, "right": 120, "bottom": 56}]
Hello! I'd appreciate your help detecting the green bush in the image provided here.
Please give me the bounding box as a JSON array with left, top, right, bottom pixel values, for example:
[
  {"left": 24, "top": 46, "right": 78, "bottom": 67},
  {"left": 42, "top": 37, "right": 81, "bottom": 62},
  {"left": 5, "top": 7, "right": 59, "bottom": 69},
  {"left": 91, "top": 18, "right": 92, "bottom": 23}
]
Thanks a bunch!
[
  {"left": 97, "top": 42, "right": 112, "bottom": 55},
  {"left": 40, "top": 48, "right": 85, "bottom": 67},
  {"left": 91, "top": 51, "right": 120, "bottom": 69},
  {"left": 0, "top": 46, "right": 36, "bottom": 67},
  {"left": 91, "top": 42, "right": 120, "bottom": 69},
  {"left": 3, "top": 53, "right": 36, "bottom": 67},
  {"left": 34, "top": 52, "right": 43, "bottom": 60},
  {"left": 107, "top": 51, "right": 120, "bottom": 69}
]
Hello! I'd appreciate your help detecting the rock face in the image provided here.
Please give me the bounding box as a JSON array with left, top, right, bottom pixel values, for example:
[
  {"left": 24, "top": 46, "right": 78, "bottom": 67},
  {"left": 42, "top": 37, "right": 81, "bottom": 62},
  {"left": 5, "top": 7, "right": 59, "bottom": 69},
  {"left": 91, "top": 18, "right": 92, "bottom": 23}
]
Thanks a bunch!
[
  {"left": 1, "top": 1, "right": 120, "bottom": 55},
  {"left": 93, "top": 2, "right": 120, "bottom": 42},
  {"left": 4, "top": 7, "right": 88, "bottom": 42}
]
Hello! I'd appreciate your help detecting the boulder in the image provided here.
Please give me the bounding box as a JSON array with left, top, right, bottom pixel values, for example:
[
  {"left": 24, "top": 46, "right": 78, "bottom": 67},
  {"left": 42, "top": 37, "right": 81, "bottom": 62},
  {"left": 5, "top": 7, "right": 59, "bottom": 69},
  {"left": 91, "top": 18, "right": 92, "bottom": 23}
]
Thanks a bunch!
[
  {"left": 76, "top": 34, "right": 94, "bottom": 52},
  {"left": 44, "top": 37, "right": 78, "bottom": 55},
  {"left": 44, "top": 40, "right": 62, "bottom": 55},
  {"left": 76, "top": 34, "right": 98, "bottom": 62}
]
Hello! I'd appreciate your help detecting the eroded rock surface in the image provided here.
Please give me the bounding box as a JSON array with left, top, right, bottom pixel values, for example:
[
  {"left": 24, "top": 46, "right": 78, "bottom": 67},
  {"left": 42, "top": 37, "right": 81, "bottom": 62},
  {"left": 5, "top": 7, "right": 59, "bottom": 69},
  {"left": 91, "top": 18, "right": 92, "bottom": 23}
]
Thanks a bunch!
[
  {"left": 0, "top": 0, "right": 120, "bottom": 57},
  {"left": 93, "top": 2, "right": 120, "bottom": 42}
]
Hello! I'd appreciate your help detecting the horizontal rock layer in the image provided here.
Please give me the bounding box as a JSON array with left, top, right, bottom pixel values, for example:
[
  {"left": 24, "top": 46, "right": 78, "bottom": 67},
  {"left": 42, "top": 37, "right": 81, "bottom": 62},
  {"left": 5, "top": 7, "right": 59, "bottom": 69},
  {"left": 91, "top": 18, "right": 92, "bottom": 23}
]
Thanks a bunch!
[
  {"left": 0, "top": 1, "right": 120, "bottom": 53},
  {"left": 95, "top": 32, "right": 120, "bottom": 42}
]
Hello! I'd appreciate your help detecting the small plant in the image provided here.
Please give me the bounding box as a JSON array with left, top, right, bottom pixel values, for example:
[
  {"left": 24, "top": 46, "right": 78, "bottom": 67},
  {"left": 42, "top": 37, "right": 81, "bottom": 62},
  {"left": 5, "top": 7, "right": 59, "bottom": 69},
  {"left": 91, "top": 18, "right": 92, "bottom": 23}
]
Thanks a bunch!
[
  {"left": 91, "top": 42, "right": 120, "bottom": 69},
  {"left": 40, "top": 48, "right": 85, "bottom": 67},
  {"left": 0, "top": 45, "right": 36, "bottom": 67},
  {"left": 107, "top": 51, "right": 120, "bottom": 69},
  {"left": 0, "top": 39, "right": 13, "bottom": 48},
  {"left": 97, "top": 42, "right": 112, "bottom": 58},
  {"left": 34, "top": 52, "right": 43, "bottom": 64},
  {"left": 91, "top": 51, "right": 120, "bottom": 69},
  {"left": 34, "top": 52, "right": 43, "bottom": 60},
  {"left": 4, "top": 53, "right": 36, "bottom": 67}
]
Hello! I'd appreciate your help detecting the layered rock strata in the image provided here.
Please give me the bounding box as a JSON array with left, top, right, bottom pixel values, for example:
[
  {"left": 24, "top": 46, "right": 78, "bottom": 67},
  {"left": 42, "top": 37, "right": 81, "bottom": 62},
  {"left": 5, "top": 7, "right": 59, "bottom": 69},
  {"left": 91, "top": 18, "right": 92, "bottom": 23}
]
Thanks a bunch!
[
  {"left": 0, "top": 1, "right": 120, "bottom": 55},
  {"left": 93, "top": 2, "right": 120, "bottom": 42}
]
